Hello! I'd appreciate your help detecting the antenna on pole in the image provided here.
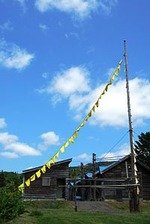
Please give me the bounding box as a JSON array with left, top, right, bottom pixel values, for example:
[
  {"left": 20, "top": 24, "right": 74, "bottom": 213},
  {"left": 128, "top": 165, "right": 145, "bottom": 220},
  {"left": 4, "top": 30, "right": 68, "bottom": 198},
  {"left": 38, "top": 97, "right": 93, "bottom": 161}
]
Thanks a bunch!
[{"left": 124, "top": 40, "right": 140, "bottom": 212}]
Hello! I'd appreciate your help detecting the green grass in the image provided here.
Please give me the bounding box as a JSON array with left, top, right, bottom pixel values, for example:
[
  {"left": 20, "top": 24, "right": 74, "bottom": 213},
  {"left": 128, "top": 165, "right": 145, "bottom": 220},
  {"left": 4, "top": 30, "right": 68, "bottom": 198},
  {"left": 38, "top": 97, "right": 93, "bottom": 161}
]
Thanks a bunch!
[
  {"left": 106, "top": 200, "right": 150, "bottom": 213},
  {"left": 7, "top": 201, "right": 150, "bottom": 224}
]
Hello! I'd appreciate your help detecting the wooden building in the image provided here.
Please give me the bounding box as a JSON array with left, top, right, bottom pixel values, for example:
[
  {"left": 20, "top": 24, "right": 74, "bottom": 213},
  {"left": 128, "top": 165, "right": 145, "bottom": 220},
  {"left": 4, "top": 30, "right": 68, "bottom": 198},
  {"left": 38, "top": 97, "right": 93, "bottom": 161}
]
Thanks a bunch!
[
  {"left": 71, "top": 155, "right": 150, "bottom": 201},
  {"left": 100, "top": 155, "right": 150, "bottom": 201},
  {"left": 23, "top": 158, "right": 72, "bottom": 200}
]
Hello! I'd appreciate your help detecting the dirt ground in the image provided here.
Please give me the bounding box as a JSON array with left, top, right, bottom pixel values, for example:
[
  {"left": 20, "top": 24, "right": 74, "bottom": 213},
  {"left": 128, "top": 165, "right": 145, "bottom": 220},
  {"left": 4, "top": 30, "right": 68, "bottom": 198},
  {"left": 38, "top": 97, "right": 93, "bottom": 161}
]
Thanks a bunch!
[{"left": 74, "top": 201, "right": 123, "bottom": 213}]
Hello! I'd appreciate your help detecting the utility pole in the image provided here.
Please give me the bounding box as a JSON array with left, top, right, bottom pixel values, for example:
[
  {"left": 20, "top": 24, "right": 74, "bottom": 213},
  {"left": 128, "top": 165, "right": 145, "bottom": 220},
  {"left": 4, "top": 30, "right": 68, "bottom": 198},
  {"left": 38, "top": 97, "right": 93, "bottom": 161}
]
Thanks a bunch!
[
  {"left": 81, "top": 162, "right": 84, "bottom": 200},
  {"left": 124, "top": 40, "right": 140, "bottom": 212},
  {"left": 92, "top": 153, "right": 96, "bottom": 200},
  {"left": 92, "top": 153, "right": 96, "bottom": 178},
  {"left": 81, "top": 162, "right": 84, "bottom": 179}
]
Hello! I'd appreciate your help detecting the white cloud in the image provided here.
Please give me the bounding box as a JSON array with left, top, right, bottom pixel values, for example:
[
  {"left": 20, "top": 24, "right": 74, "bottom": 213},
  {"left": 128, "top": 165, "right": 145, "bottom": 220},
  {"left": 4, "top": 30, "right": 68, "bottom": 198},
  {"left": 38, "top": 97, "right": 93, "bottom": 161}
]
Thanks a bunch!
[
  {"left": 0, "top": 151, "right": 19, "bottom": 159},
  {"left": 99, "top": 143, "right": 130, "bottom": 161},
  {"left": 5, "top": 142, "right": 41, "bottom": 156},
  {"left": 0, "top": 39, "right": 34, "bottom": 70},
  {"left": 74, "top": 153, "right": 92, "bottom": 163},
  {"left": 68, "top": 77, "right": 150, "bottom": 128},
  {"left": 0, "top": 132, "right": 41, "bottom": 158},
  {"left": 42, "top": 72, "right": 49, "bottom": 79},
  {"left": 65, "top": 32, "right": 79, "bottom": 39},
  {"left": 16, "top": 0, "right": 25, "bottom": 6},
  {"left": 35, "top": 0, "right": 117, "bottom": 18},
  {"left": 69, "top": 93, "right": 90, "bottom": 116},
  {"left": 39, "top": 23, "right": 49, "bottom": 31},
  {"left": 73, "top": 143, "right": 130, "bottom": 164},
  {"left": 0, "top": 132, "right": 18, "bottom": 145},
  {"left": 39, "top": 131, "right": 60, "bottom": 150},
  {"left": 0, "top": 21, "right": 13, "bottom": 32},
  {"left": 41, "top": 66, "right": 91, "bottom": 102},
  {"left": 16, "top": 0, "right": 26, "bottom": 12},
  {"left": 89, "top": 77, "right": 150, "bottom": 127},
  {"left": 87, "top": 80, "right": 128, "bottom": 127},
  {"left": 35, "top": 0, "right": 97, "bottom": 18},
  {"left": 99, "top": 0, "right": 118, "bottom": 15},
  {"left": 41, "top": 64, "right": 150, "bottom": 128},
  {"left": 0, "top": 118, "right": 7, "bottom": 129},
  {"left": 0, "top": 127, "right": 59, "bottom": 158}
]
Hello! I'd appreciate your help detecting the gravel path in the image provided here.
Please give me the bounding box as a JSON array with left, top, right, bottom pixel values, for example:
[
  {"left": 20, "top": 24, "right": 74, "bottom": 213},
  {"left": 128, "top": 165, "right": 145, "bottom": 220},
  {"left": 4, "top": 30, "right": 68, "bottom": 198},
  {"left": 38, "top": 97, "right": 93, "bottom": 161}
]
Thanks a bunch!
[{"left": 75, "top": 201, "right": 123, "bottom": 213}]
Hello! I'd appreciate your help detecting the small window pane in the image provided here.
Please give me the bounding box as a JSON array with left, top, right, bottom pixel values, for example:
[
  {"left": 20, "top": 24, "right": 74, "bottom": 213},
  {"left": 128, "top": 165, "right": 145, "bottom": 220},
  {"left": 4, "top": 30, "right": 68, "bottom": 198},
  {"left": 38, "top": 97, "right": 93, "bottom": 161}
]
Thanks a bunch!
[{"left": 42, "top": 177, "right": 51, "bottom": 186}]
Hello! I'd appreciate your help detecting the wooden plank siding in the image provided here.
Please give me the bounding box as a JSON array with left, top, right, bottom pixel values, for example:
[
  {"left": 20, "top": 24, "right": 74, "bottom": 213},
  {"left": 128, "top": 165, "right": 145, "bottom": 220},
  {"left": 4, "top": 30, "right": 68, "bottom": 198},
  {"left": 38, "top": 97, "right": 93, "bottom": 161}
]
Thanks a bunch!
[
  {"left": 73, "top": 155, "right": 150, "bottom": 201},
  {"left": 23, "top": 159, "right": 72, "bottom": 200},
  {"left": 101, "top": 156, "right": 150, "bottom": 201},
  {"left": 137, "top": 162, "right": 150, "bottom": 200}
]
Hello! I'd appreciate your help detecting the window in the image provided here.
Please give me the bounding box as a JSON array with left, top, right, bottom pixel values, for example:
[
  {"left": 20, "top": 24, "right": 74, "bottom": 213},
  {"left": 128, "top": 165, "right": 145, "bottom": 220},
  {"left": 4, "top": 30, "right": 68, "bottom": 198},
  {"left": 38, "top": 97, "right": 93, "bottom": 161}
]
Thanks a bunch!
[{"left": 42, "top": 177, "right": 51, "bottom": 186}]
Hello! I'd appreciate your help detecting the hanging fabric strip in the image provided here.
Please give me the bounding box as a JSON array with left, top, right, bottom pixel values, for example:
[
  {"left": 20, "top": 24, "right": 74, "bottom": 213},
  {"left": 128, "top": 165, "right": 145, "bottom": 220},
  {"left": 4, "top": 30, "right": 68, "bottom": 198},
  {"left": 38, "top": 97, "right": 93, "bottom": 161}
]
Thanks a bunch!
[{"left": 18, "top": 59, "right": 122, "bottom": 190}]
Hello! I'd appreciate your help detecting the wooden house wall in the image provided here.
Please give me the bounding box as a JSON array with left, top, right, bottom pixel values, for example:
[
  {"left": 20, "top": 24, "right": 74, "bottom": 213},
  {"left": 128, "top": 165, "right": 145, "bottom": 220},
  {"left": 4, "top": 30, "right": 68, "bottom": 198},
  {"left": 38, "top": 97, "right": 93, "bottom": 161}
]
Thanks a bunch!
[
  {"left": 102, "top": 159, "right": 131, "bottom": 200},
  {"left": 23, "top": 163, "right": 70, "bottom": 199},
  {"left": 101, "top": 159, "right": 150, "bottom": 201},
  {"left": 137, "top": 164, "right": 150, "bottom": 200},
  {"left": 69, "top": 157, "right": 150, "bottom": 201}
]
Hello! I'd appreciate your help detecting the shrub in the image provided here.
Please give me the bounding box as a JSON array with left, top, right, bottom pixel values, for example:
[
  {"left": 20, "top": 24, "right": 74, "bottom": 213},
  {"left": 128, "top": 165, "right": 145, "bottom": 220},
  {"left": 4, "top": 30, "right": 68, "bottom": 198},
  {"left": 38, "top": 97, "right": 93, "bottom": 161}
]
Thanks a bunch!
[
  {"left": 29, "top": 210, "right": 43, "bottom": 217},
  {"left": 0, "top": 185, "right": 25, "bottom": 222}
]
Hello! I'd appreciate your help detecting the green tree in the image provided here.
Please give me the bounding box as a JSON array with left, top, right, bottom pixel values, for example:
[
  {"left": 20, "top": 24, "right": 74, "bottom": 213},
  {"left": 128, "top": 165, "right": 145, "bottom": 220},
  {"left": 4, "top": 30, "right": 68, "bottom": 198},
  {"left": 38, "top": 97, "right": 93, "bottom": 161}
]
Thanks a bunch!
[
  {"left": 0, "top": 184, "right": 25, "bottom": 222},
  {"left": 0, "top": 171, "right": 22, "bottom": 189},
  {"left": 0, "top": 171, "right": 5, "bottom": 187},
  {"left": 4, "top": 172, "right": 22, "bottom": 188},
  {"left": 134, "top": 132, "right": 150, "bottom": 168}
]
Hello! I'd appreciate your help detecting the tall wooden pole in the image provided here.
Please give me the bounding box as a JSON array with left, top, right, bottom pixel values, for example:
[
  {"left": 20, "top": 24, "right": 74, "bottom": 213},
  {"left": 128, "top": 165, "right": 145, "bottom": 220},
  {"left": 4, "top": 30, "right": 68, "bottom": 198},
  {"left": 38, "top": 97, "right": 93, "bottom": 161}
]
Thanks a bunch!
[
  {"left": 81, "top": 162, "right": 84, "bottom": 200},
  {"left": 92, "top": 153, "right": 96, "bottom": 200},
  {"left": 92, "top": 153, "right": 96, "bottom": 178},
  {"left": 124, "top": 40, "right": 140, "bottom": 212}
]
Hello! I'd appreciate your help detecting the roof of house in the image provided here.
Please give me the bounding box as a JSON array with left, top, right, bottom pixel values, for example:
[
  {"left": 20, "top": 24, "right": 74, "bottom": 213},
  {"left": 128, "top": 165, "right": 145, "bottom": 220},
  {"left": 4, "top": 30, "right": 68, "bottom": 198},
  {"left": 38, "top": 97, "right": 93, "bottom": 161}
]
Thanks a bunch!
[
  {"left": 85, "top": 170, "right": 100, "bottom": 178},
  {"left": 101, "top": 154, "right": 150, "bottom": 174},
  {"left": 101, "top": 154, "right": 131, "bottom": 174},
  {"left": 23, "top": 158, "right": 72, "bottom": 174}
]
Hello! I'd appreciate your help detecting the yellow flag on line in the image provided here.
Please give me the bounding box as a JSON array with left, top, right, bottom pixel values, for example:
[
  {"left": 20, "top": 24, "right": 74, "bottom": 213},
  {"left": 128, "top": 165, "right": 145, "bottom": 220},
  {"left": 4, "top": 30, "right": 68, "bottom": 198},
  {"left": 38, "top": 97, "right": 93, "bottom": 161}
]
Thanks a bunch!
[
  {"left": 30, "top": 174, "right": 35, "bottom": 182},
  {"left": 25, "top": 179, "right": 30, "bottom": 187},
  {"left": 111, "top": 75, "right": 115, "bottom": 80},
  {"left": 18, "top": 59, "right": 122, "bottom": 190},
  {"left": 64, "top": 141, "right": 69, "bottom": 148},
  {"left": 108, "top": 80, "right": 112, "bottom": 86},
  {"left": 85, "top": 115, "right": 89, "bottom": 121},
  {"left": 101, "top": 90, "right": 106, "bottom": 95},
  {"left": 76, "top": 127, "right": 80, "bottom": 132},
  {"left": 69, "top": 136, "right": 74, "bottom": 143},
  {"left": 52, "top": 156, "right": 56, "bottom": 163},
  {"left": 18, "top": 183, "right": 24, "bottom": 191},
  {"left": 36, "top": 170, "right": 41, "bottom": 178},
  {"left": 88, "top": 111, "right": 92, "bottom": 117},
  {"left": 117, "top": 64, "right": 121, "bottom": 70},
  {"left": 73, "top": 131, "right": 78, "bottom": 139},
  {"left": 118, "top": 59, "right": 123, "bottom": 65},
  {"left": 95, "top": 100, "right": 99, "bottom": 108},
  {"left": 46, "top": 161, "right": 51, "bottom": 169},
  {"left": 80, "top": 122, "right": 84, "bottom": 127},
  {"left": 50, "top": 159, "right": 54, "bottom": 164},
  {"left": 114, "top": 69, "right": 119, "bottom": 76},
  {"left": 60, "top": 146, "right": 65, "bottom": 153},
  {"left": 105, "top": 84, "right": 109, "bottom": 92},
  {"left": 55, "top": 151, "right": 60, "bottom": 158},
  {"left": 41, "top": 165, "right": 46, "bottom": 173},
  {"left": 92, "top": 105, "right": 96, "bottom": 112}
]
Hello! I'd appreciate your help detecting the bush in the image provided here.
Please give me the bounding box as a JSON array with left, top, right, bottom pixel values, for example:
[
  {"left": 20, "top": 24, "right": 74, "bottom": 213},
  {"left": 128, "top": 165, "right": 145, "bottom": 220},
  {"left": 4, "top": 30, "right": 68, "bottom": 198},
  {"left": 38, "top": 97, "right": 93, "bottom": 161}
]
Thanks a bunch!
[
  {"left": 29, "top": 210, "right": 43, "bottom": 217},
  {"left": 0, "top": 185, "right": 25, "bottom": 222}
]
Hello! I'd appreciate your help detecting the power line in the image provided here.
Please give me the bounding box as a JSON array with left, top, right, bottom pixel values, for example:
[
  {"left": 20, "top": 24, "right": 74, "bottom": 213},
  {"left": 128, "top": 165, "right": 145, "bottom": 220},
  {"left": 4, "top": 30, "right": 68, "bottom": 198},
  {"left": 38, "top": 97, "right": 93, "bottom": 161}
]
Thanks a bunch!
[{"left": 97, "top": 130, "right": 129, "bottom": 161}]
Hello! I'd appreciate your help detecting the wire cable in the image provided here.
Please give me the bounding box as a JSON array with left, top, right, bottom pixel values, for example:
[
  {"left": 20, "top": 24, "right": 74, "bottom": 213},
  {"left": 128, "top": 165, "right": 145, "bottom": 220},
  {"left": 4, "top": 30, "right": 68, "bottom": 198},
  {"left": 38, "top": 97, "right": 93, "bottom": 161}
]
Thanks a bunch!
[{"left": 97, "top": 130, "right": 129, "bottom": 161}]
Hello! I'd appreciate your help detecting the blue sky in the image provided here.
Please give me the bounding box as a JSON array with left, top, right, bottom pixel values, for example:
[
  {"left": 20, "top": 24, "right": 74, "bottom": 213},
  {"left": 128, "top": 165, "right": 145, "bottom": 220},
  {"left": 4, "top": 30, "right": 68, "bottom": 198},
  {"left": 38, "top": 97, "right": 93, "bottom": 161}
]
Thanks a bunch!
[{"left": 0, "top": 0, "right": 150, "bottom": 173}]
